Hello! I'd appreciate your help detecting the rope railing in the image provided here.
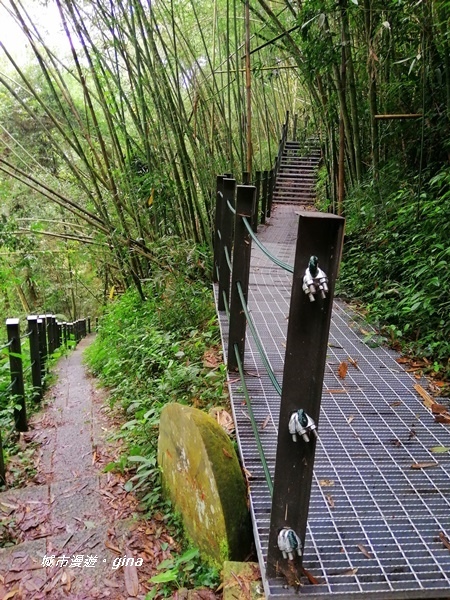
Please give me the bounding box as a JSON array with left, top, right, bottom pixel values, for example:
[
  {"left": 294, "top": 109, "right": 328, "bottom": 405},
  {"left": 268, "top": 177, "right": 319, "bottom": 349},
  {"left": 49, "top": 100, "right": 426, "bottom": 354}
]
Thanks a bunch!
[
  {"left": 233, "top": 343, "right": 273, "bottom": 496},
  {"left": 236, "top": 282, "right": 282, "bottom": 396},
  {"left": 0, "top": 340, "right": 13, "bottom": 352},
  {"left": 242, "top": 216, "right": 294, "bottom": 274}
]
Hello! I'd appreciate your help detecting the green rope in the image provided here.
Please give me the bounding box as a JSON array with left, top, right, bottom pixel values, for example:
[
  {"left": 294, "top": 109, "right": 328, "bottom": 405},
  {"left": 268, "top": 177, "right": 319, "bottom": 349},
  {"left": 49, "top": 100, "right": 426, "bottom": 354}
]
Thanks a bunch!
[
  {"left": 233, "top": 343, "right": 273, "bottom": 497},
  {"left": 236, "top": 282, "right": 282, "bottom": 397},
  {"left": 226, "top": 199, "right": 236, "bottom": 215},
  {"left": 224, "top": 245, "right": 232, "bottom": 271},
  {"left": 242, "top": 217, "right": 294, "bottom": 273},
  {"left": 222, "top": 291, "right": 230, "bottom": 319}
]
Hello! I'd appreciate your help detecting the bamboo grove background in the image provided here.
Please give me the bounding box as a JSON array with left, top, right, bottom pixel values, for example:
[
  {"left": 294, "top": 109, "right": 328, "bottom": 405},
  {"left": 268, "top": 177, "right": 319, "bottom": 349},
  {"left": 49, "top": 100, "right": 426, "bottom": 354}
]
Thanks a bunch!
[{"left": 0, "top": 0, "right": 449, "bottom": 315}]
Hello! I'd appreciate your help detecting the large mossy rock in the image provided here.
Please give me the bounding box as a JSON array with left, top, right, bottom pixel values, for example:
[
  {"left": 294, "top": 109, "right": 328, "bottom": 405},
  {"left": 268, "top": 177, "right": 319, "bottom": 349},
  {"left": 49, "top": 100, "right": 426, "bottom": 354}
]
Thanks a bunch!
[{"left": 158, "top": 403, "right": 251, "bottom": 566}]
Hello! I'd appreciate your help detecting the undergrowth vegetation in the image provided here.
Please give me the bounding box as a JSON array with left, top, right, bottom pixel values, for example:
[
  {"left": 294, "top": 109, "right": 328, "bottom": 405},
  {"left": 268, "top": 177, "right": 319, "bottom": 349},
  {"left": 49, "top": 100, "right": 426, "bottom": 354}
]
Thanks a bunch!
[
  {"left": 337, "top": 164, "right": 450, "bottom": 381},
  {"left": 84, "top": 239, "right": 227, "bottom": 595}
]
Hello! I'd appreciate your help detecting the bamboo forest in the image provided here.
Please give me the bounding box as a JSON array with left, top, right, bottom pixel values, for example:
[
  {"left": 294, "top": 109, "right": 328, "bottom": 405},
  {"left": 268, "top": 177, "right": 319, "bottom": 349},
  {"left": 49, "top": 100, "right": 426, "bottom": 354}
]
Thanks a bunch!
[{"left": 0, "top": 0, "right": 450, "bottom": 596}]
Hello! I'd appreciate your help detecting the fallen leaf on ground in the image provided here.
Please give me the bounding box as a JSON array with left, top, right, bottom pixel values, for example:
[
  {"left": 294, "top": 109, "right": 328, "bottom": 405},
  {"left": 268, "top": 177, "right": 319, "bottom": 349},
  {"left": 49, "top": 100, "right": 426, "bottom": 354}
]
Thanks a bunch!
[
  {"left": 222, "top": 448, "right": 233, "bottom": 459},
  {"left": 439, "top": 531, "right": 450, "bottom": 552},
  {"left": 435, "top": 413, "right": 450, "bottom": 424},
  {"left": 301, "top": 567, "right": 321, "bottom": 585},
  {"left": 347, "top": 415, "right": 355, "bottom": 425},
  {"left": 319, "top": 479, "right": 334, "bottom": 487},
  {"left": 431, "top": 403, "right": 448, "bottom": 414},
  {"left": 124, "top": 562, "right": 139, "bottom": 596},
  {"left": 389, "top": 401, "right": 402, "bottom": 407},
  {"left": 430, "top": 446, "right": 450, "bottom": 454},
  {"left": 326, "top": 495, "right": 335, "bottom": 509},
  {"left": 414, "top": 384, "right": 434, "bottom": 409},
  {"left": 338, "top": 361, "right": 348, "bottom": 379},
  {"left": 327, "top": 389, "right": 347, "bottom": 394},
  {"left": 357, "top": 544, "right": 373, "bottom": 559},
  {"left": 105, "top": 540, "right": 121, "bottom": 554},
  {"left": 3, "top": 589, "right": 20, "bottom": 600},
  {"left": 348, "top": 357, "right": 359, "bottom": 369},
  {"left": 261, "top": 415, "right": 270, "bottom": 430},
  {"left": 410, "top": 462, "right": 439, "bottom": 469}
]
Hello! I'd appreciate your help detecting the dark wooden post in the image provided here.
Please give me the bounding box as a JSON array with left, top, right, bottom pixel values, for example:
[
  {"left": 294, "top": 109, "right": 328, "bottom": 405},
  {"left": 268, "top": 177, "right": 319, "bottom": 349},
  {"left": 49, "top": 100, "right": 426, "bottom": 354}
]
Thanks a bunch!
[
  {"left": 267, "top": 212, "right": 345, "bottom": 578},
  {"left": 27, "top": 316, "right": 42, "bottom": 401},
  {"left": 293, "top": 113, "right": 298, "bottom": 142},
  {"left": 6, "top": 318, "right": 27, "bottom": 432},
  {"left": 87, "top": 317, "right": 91, "bottom": 334},
  {"left": 46, "top": 314, "right": 55, "bottom": 355},
  {"left": 267, "top": 168, "right": 274, "bottom": 217},
  {"left": 253, "top": 171, "right": 261, "bottom": 232},
  {"left": 0, "top": 431, "right": 5, "bottom": 486},
  {"left": 38, "top": 316, "right": 47, "bottom": 378},
  {"left": 242, "top": 171, "right": 250, "bottom": 185},
  {"left": 213, "top": 175, "right": 225, "bottom": 283},
  {"left": 227, "top": 185, "right": 256, "bottom": 371},
  {"left": 57, "top": 321, "right": 62, "bottom": 349},
  {"left": 218, "top": 178, "right": 236, "bottom": 312},
  {"left": 261, "top": 170, "right": 268, "bottom": 225}
]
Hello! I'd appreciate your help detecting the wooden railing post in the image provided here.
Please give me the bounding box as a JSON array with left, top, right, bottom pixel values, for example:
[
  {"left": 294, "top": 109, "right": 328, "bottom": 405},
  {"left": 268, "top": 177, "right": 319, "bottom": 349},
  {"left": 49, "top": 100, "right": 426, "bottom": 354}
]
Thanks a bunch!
[
  {"left": 213, "top": 174, "right": 225, "bottom": 283},
  {"left": 6, "top": 318, "right": 27, "bottom": 432},
  {"left": 46, "top": 314, "right": 55, "bottom": 355},
  {"left": 38, "top": 315, "right": 48, "bottom": 378},
  {"left": 87, "top": 317, "right": 91, "bottom": 334},
  {"left": 267, "top": 212, "right": 345, "bottom": 579},
  {"left": 218, "top": 177, "right": 236, "bottom": 312},
  {"left": 267, "top": 168, "right": 274, "bottom": 218},
  {"left": 27, "top": 316, "right": 42, "bottom": 402},
  {"left": 0, "top": 431, "right": 5, "bottom": 486},
  {"left": 261, "top": 170, "right": 268, "bottom": 225},
  {"left": 227, "top": 185, "right": 256, "bottom": 371},
  {"left": 253, "top": 171, "right": 261, "bottom": 232}
]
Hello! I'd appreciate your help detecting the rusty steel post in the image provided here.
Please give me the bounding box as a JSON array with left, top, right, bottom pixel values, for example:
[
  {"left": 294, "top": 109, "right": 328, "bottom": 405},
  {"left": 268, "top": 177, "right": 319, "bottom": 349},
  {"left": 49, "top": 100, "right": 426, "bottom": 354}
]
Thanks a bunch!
[
  {"left": 227, "top": 185, "right": 256, "bottom": 372},
  {"left": 266, "top": 211, "right": 345, "bottom": 579}
]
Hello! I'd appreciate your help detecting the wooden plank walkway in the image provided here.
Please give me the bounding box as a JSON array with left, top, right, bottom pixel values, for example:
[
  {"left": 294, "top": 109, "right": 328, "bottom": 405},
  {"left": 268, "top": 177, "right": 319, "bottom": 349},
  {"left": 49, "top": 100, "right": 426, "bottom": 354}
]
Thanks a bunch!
[{"left": 214, "top": 203, "right": 450, "bottom": 599}]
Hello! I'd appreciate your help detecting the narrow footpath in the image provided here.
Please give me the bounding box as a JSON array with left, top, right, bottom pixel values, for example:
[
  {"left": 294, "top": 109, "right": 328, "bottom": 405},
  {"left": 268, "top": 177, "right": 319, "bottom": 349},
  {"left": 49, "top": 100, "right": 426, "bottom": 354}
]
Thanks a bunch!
[{"left": 0, "top": 336, "right": 172, "bottom": 599}]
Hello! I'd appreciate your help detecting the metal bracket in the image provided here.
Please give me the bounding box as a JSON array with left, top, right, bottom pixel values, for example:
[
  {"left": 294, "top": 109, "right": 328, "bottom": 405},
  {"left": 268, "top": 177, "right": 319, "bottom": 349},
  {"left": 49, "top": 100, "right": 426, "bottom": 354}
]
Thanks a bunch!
[
  {"left": 302, "top": 255, "right": 328, "bottom": 302},
  {"left": 289, "top": 409, "right": 318, "bottom": 442},
  {"left": 277, "top": 528, "right": 303, "bottom": 560}
]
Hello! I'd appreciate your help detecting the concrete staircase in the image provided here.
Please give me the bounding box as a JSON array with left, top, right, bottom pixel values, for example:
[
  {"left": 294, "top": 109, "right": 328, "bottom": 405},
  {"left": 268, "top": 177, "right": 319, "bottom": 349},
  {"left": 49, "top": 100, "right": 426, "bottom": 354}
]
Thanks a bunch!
[{"left": 272, "top": 140, "right": 321, "bottom": 207}]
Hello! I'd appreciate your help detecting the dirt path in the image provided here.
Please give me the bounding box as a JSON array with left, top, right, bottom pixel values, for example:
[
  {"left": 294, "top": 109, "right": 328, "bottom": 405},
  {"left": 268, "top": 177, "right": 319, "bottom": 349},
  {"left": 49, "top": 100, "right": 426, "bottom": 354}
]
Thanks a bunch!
[{"left": 0, "top": 335, "right": 174, "bottom": 599}]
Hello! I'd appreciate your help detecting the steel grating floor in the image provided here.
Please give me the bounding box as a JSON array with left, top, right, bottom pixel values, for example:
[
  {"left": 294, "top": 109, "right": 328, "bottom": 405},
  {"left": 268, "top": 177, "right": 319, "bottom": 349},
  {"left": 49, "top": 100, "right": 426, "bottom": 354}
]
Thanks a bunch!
[{"left": 214, "top": 203, "right": 450, "bottom": 599}]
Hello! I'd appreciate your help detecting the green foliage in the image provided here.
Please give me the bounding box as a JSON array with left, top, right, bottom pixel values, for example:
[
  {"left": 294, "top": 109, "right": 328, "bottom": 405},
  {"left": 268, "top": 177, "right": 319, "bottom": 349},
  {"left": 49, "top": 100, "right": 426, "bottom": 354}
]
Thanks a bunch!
[
  {"left": 147, "top": 547, "right": 220, "bottom": 598},
  {"left": 337, "top": 164, "right": 450, "bottom": 376}
]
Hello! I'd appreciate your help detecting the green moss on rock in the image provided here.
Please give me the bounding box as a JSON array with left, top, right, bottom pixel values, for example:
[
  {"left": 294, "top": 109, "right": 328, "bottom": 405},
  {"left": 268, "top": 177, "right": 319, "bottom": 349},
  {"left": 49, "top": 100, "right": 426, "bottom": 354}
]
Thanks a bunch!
[{"left": 158, "top": 403, "right": 251, "bottom": 567}]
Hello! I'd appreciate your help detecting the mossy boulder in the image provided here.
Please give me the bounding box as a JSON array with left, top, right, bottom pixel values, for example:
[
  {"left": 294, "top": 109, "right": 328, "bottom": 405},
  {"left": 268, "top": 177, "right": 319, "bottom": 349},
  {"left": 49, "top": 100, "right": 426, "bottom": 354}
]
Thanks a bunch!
[{"left": 158, "top": 403, "right": 251, "bottom": 567}]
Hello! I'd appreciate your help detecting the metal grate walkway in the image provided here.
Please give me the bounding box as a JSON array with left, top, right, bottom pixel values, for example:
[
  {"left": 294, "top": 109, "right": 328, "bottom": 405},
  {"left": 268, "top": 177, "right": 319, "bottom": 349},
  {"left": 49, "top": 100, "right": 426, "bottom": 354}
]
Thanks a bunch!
[{"left": 214, "top": 203, "right": 450, "bottom": 599}]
